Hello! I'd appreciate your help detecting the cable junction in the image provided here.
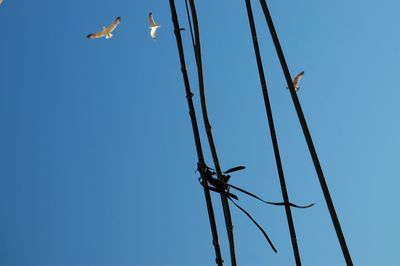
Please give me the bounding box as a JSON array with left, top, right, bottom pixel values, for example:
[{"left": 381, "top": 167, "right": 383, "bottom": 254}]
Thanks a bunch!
[{"left": 197, "top": 163, "right": 314, "bottom": 253}]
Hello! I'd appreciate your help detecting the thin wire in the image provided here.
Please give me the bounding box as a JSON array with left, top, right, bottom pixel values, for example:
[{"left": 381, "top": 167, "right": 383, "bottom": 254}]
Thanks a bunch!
[
  {"left": 258, "top": 0, "right": 353, "bottom": 264},
  {"left": 228, "top": 197, "right": 277, "bottom": 253},
  {"left": 184, "top": 0, "right": 196, "bottom": 52},
  {"left": 168, "top": 1, "right": 224, "bottom": 265},
  {"left": 187, "top": 0, "right": 237, "bottom": 265},
  {"left": 244, "top": 0, "right": 302, "bottom": 264}
]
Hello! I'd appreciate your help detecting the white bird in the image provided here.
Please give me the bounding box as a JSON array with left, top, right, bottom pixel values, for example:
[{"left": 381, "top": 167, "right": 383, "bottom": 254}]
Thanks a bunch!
[
  {"left": 87, "top": 17, "right": 121, "bottom": 39},
  {"left": 148, "top": 12, "right": 160, "bottom": 39},
  {"left": 292, "top": 71, "right": 304, "bottom": 92}
]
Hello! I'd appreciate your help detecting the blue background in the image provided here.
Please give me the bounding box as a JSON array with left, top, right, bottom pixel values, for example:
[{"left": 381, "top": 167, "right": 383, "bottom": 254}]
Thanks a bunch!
[{"left": 1, "top": 0, "right": 399, "bottom": 265}]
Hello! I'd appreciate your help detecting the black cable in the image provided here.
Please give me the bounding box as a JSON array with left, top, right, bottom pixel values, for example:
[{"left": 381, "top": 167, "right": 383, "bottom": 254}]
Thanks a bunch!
[
  {"left": 199, "top": 171, "right": 280, "bottom": 253},
  {"left": 187, "top": 1, "right": 238, "bottom": 265},
  {"left": 228, "top": 183, "right": 314, "bottom": 209},
  {"left": 184, "top": 0, "right": 196, "bottom": 53},
  {"left": 258, "top": 0, "right": 353, "bottom": 264},
  {"left": 244, "top": 0, "right": 302, "bottom": 264},
  {"left": 168, "top": 1, "right": 224, "bottom": 265},
  {"left": 228, "top": 197, "right": 277, "bottom": 253}
]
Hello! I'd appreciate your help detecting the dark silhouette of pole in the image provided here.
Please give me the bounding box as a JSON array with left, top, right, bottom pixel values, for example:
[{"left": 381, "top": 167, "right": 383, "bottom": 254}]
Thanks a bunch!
[
  {"left": 187, "top": 0, "right": 237, "bottom": 265},
  {"left": 168, "top": 1, "right": 223, "bottom": 265},
  {"left": 258, "top": 0, "right": 353, "bottom": 264},
  {"left": 244, "top": 0, "right": 302, "bottom": 264}
]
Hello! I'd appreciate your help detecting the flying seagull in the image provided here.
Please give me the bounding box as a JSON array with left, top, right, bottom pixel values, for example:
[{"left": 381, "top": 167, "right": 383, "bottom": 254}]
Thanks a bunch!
[
  {"left": 87, "top": 17, "right": 121, "bottom": 39},
  {"left": 291, "top": 71, "right": 304, "bottom": 92},
  {"left": 148, "top": 12, "right": 160, "bottom": 39}
]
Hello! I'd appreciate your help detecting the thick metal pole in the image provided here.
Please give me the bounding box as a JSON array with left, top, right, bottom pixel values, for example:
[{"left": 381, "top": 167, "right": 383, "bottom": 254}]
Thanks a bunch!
[
  {"left": 244, "top": 0, "right": 301, "bottom": 264},
  {"left": 169, "top": 1, "right": 223, "bottom": 265},
  {"left": 258, "top": 1, "right": 353, "bottom": 264},
  {"left": 187, "top": 0, "right": 237, "bottom": 265}
]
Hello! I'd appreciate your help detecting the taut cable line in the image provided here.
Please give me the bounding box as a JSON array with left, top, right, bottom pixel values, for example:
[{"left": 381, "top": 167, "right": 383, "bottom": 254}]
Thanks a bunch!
[
  {"left": 170, "top": 1, "right": 313, "bottom": 263},
  {"left": 244, "top": 0, "right": 302, "bottom": 264},
  {"left": 168, "top": 1, "right": 224, "bottom": 265},
  {"left": 184, "top": 0, "right": 196, "bottom": 53},
  {"left": 258, "top": 0, "right": 353, "bottom": 264},
  {"left": 186, "top": 0, "right": 237, "bottom": 264}
]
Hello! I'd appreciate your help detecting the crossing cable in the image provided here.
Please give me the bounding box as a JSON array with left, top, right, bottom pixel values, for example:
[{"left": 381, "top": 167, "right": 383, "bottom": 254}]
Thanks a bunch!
[
  {"left": 244, "top": 0, "right": 302, "bottom": 264},
  {"left": 258, "top": 0, "right": 353, "bottom": 264},
  {"left": 187, "top": 0, "right": 237, "bottom": 265},
  {"left": 168, "top": 1, "right": 224, "bottom": 265}
]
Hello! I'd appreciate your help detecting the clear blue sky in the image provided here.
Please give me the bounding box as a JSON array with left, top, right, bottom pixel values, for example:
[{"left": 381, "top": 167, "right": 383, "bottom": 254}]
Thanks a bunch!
[{"left": 1, "top": 0, "right": 399, "bottom": 265}]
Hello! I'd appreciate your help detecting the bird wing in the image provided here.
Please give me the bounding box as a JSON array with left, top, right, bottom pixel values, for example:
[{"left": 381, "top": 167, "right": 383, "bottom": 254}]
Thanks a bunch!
[
  {"left": 149, "top": 12, "right": 157, "bottom": 27},
  {"left": 87, "top": 30, "right": 106, "bottom": 39},
  {"left": 293, "top": 71, "right": 304, "bottom": 88},
  {"left": 150, "top": 27, "right": 157, "bottom": 39},
  {"left": 106, "top": 17, "right": 121, "bottom": 33},
  {"left": 0, "top": 0, "right": 4, "bottom": 5}
]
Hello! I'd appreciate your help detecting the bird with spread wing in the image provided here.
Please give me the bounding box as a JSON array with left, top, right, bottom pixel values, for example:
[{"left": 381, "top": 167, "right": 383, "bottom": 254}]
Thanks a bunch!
[
  {"left": 87, "top": 17, "right": 121, "bottom": 40},
  {"left": 287, "top": 71, "right": 305, "bottom": 92},
  {"left": 148, "top": 12, "right": 160, "bottom": 39}
]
